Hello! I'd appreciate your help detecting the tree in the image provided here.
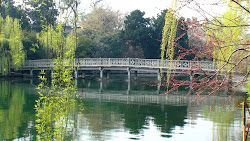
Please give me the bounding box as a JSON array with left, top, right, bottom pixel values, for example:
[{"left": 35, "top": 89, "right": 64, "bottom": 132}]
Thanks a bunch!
[
  {"left": 122, "top": 9, "right": 157, "bottom": 58},
  {"left": 26, "top": 0, "right": 58, "bottom": 32},
  {"left": 175, "top": 17, "right": 194, "bottom": 60},
  {"left": 161, "top": 0, "right": 249, "bottom": 97},
  {"left": 0, "top": 0, "right": 30, "bottom": 30},
  {"left": 79, "top": 6, "right": 125, "bottom": 58},
  {"left": 153, "top": 9, "right": 192, "bottom": 60},
  {"left": 92, "top": 31, "right": 126, "bottom": 58},
  {"left": 22, "top": 31, "right": 45, "bottom": 60},
  {"left": 76, "top": 34, "right": 93, "bottom": 58},
  {"left": 80, "top": 7, "right": 124, "bottom": 36},
  {"left": 0, "top": 16, "right": 25, "bottom": 75}
]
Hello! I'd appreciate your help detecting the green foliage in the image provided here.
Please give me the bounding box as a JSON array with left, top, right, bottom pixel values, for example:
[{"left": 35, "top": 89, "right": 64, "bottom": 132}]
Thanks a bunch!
[
  {"left": 80, "top": 7, "right": 123, "bottom": 35},
  {"left": 122, "top": 9, "right": 156, "bottom": 58},
  {"left": 22, "top": 31, "right": 46, "bottom": 60},
  {"left": 76, "top": 34, "right": 93, "bottom": 58},
  {"left": 175, "top": 17, "right": 193, "bottom": 60},
  {"left": 35, "top": 71, "right": 78, "bottom": 140},
  {"left": 79, "top": 6, "right": 125, "bottom": 58},
  {"left": 35, "top": 23, "right": 81, "bottom": 140},
  {"left": 38, "top": 25, "right": 75, "bottom": 59},
  {"left": 0, "top": 15, "right": 25, "bottom": 75},
  {"left": 205, "top": 2, "right": 248, "bottom": 70},
  {"left": 0, "top": 0, "right": 30, "bottom": 30},
  {"left": 26, "top": 0, "right": 59, "bottom": 32},
  {"left": 92, "top": 31, "right": 126, "bottom": 58},
  {"left": 160, "top": 4, "right": 178, "bottom": 85},
  {"left": 160, "top": 8, "right": 178, "bottom": 61}
]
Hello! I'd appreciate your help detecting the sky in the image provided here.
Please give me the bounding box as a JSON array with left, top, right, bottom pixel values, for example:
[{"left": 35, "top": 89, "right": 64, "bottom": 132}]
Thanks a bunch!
[
  {"left": 78, "top": 0, "right": 227, "bottom": 19},
  {"left": 14, "top": 0, "right": 227, "bottom": 19}
]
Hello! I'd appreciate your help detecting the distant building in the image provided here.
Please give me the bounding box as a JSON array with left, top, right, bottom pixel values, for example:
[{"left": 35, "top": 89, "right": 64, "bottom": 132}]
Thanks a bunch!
[{"left": 63, "top": 26, "right": 81, "bottom": 33}]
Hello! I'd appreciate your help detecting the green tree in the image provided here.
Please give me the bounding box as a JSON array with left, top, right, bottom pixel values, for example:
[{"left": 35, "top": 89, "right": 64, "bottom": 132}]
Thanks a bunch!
[
  {"left": 0, "top": 16, "right": 25, "bottom": 75},
  {"left": 92, "top": 31, "right": 126, "bottom": 58},
  {"left": 35, "top": 24, "right": 79, "bottom": 141},
  {"left": 175, "top": 17, "right": 194, "bottom": 60},
  {"left": 79, "top": 6, "right": 124, "bottom": 58},
  {"left": 76, "top": 34, "right": 93, "bottom": 58},
  {"left": 153, "top": 10, "right": 192, "bottom": 60},
  {"left": 26, "top": 0, "right": 58, "bottom": 32},
  {"left": 80, "top": 7, "right": 123, "bottom": 36},
  {"left": 0, "top": 0, "right": 30, "bottom": 30},
  {"left": 122, "top": 10, "right": 157, "bottom": 59},
  {"left": 22, "top": 31, "right": 45, "bottom": 60}
]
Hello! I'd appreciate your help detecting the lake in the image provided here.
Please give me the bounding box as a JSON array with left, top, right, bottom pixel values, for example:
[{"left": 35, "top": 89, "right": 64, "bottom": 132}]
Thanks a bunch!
[{"left": 0, "top": 77, "right": 245, "bottom": 141}]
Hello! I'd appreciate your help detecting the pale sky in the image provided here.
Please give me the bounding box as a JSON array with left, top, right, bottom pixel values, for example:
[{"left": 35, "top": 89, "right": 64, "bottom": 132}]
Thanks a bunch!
[
  {"left": 14, "top": 0, "right": 227, "bottom": 19},
  {"left": 78, "top": 0, "right": 227, "bottom": 19}
]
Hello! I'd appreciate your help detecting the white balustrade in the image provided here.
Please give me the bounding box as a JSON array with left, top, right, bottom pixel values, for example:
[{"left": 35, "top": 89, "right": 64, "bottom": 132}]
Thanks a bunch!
[{"left": 22, "top": 58, "right": 217, "bottom": 71}]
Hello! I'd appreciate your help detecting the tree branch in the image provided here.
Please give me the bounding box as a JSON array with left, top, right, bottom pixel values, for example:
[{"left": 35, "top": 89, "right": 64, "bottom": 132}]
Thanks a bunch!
[{"left": 231, "top": 0, "right": 250, "bottom": 13}]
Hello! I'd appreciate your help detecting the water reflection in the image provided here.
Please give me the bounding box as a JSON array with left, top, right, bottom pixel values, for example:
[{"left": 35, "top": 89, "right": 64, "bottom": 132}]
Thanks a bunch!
[
  {"left": 0, "top": 80, "right": 36, "bottom": 140},
  {"left": 203, "top": 104, "right": 242, "bottom": 141},
  {"left": 0, "top": 78, "right": 246, "bottom": 141}
]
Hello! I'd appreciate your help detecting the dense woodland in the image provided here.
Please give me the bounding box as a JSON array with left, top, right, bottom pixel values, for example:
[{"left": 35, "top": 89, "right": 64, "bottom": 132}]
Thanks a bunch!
[{"left": 0, "top": 0, "right": 194, "bottom": 61}]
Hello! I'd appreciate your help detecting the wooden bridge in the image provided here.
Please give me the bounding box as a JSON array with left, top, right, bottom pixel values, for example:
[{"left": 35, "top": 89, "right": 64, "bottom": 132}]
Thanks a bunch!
[{"left": 21, "top": 58, "right": 217, "bottom": 80}]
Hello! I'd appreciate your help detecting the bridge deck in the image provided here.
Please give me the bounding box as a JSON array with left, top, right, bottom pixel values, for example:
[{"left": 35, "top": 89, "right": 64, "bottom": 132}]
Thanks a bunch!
[{"left": 22, "top": 58, "right": 217, "bottom": 71}]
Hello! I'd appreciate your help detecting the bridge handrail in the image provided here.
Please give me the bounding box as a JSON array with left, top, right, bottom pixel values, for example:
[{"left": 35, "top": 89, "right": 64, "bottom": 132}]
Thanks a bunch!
[{"left": 23, "top": 58, "right": 217, "bottom": 71}]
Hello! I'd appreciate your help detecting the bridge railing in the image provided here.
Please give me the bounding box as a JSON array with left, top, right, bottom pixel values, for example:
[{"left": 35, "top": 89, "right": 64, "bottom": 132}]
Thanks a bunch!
[{"left": 23, "top": 58, "right": 217, "bottom": 71}]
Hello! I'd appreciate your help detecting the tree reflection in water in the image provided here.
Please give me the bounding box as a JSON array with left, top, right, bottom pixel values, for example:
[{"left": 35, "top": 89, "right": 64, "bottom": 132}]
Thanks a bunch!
[
  {"left": 0, "top": 81, "right": 26, "bottom": 140},
  {"left": 202, "top": 99, "right": 243, "bottom": 141}
]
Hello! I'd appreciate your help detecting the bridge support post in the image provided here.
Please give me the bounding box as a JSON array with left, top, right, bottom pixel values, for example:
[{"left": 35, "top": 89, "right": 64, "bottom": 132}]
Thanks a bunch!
[
  {"left": 157, "top": 69, "right": 161, "bottom": 81},
  {"left": 99, "top": 67, "right": 103, "bottom": 79},
  {"left": 81, "top": 71, "right": 85, "bottom": 79},
  {"left": 189, "top": 71, "right": 193, "bottom": 82},
  {"left": 127, "top": 81, "right": 131, "bottom": 94},
  {"left": 157, "top": 84, "right": 161, "bottom": 94},
  {"left": 99, "top": 81, "right": 103, "bottom": 93},
  {"left": 30, "top": 69, "right": 33, "bottom": 78},
  {"left": 134, "top": 71, "right": 138, "bottom": 80},
  {"left": 127, "top": 67, "right": 131, "bottom": 80},
  {"left": 107, "top": 70, "right": 110, "bottom": 79},
  {"left": 163, "top": 72, "right": 166, "bottom": 80},
  {"left": 189, "top": 71, "right": 193, "bottom": 90}
]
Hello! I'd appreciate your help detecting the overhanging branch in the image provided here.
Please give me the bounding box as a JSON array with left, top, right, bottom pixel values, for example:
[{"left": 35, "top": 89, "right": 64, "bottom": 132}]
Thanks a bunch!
[{"left": 231, "top": 0, "right": 250, "bottom": 13}]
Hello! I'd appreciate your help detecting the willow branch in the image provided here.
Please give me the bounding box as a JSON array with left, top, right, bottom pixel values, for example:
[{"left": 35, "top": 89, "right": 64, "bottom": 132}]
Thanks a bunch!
[{"left": 231, "top": 0, "right": 250, "bottom": 13}]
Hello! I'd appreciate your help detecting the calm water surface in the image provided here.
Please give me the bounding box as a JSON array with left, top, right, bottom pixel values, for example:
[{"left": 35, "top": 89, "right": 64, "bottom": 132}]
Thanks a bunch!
[{"left": 0, "top": 77, "right": 245, "bottom": 141}]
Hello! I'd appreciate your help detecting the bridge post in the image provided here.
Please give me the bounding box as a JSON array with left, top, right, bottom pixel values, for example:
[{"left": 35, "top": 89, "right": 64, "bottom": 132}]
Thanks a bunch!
[
  {"left": 189, "top": 71, "right": 193, "bottom": 82},
  {"left": 107, "top": 70, "right": 110, "bottom": 79},
  {"left": 163, "top": 72, "right": 166, "bottom": 80},
  {"left": 99, "top": 67, "right": 103, "bottom": 79},
  {"left": 127, "top": 81, "right": 130, "bottom": 94},
  {"left": 127, "top": 67, "right": 131, "bottom": 80},
  {"left": 81, "top": 71, "right": 85, "bottom": 79},
  {"left": 189, "top": 71, "right": 193, "bottom": 90},
  {"left": 157, "top": 84, "right": 161, "bottom": 94},
  {"left": 134, "top": 71, "right": 138, "bottom": 80},
  {"left": 99, "top": 80, "right": 103, "bottom": 93},
  {"left": 157, "top": 69, "right": 161, "bottom": 81},
  {"left": 30, "top": 69, "right": 33, "bottom": 78}
]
